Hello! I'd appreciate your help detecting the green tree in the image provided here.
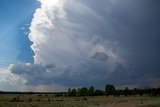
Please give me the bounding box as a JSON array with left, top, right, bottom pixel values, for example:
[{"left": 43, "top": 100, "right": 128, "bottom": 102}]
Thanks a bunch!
[
  {"left": 105, "top": 84, "right": 116, "bottom": 96},
  {"left": 94, "top": 90, "right": 105, "bottom": 96},
  {"left": 77, "top": 87, "right": 88, "bottom": 96},
  {"left": 88, "top": 86, "right": 94, "bottom": 96},
  {"left": 124, "top": 87, "right": 130, "bottom": 96},
  {"left": 70, "top": 89, "right": 77, "bottom": 97},
  {"left": 68, "top": 88, "right": 71, "bottom": 96},
  {"left": 68, "top": 88, "right": 71, "bottom": 93}
]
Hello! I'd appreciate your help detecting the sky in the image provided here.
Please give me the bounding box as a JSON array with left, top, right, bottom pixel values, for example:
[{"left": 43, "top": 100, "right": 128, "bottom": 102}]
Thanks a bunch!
[
  {"left": 0, "top": 0, "right": 39, "bottom": 66},
  {"left": 0, "top": 0, "right": 160, "bottom": 92}
]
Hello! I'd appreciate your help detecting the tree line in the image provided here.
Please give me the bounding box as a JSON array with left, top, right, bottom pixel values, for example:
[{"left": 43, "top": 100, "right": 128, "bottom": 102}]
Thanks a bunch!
[
  {"left": 61, "top": 84, "right": 160, "bottom": 97},
  {"left": 1, "top": 84, "right": 160, "bottom": 97}
]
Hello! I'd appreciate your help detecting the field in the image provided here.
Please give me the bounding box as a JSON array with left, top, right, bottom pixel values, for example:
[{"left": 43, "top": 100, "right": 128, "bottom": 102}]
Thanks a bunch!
[{"left": 0, "top": 94, "right": 160, "bottom": 107}]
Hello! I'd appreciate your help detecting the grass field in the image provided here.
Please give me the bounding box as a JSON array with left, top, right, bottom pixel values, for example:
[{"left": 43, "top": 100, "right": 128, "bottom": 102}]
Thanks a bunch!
[{"left": 0, "top": 94, "right": 160, "bottom": 107}]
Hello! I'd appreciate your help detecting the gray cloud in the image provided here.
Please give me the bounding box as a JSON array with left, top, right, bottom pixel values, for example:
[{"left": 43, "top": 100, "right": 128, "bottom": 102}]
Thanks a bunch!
[
  {"left": 11, "top": 63, "right": 70, "bottom": 86},
  {"left": 10, "top": 59, "right": 123, "bottom": 87},
  {"left": 92, "top": 52, "right": 108, "bottom": 62}
]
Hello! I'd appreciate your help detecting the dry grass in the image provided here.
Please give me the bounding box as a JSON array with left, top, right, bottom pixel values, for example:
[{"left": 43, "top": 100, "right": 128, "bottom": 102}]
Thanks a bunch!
[{"left": 0, "top": 94, "right": 160, "bottom": 107}]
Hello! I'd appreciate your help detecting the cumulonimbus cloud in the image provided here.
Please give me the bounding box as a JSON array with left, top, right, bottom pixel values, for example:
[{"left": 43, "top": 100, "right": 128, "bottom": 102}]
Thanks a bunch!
[
  {"left": 10, "top": 0, "right": 160, "bottom": 88},
  {"left": 10, "top": 0, "right": 124, "bottom": 87}
]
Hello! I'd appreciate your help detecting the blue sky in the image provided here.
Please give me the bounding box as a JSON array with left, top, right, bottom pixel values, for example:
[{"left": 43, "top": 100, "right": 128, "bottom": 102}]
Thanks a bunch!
[
  {"left": 0, "top": 0, "right": 39, "bottom": 67},
  {"left": 0, "top": 0, "right": 160, "bottom": 92}
]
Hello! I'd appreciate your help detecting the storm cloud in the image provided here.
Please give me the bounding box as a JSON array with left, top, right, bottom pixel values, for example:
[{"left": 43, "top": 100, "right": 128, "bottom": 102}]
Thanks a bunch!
[{"left": 10, "top": 0, "right": 160, "bottom": 88}]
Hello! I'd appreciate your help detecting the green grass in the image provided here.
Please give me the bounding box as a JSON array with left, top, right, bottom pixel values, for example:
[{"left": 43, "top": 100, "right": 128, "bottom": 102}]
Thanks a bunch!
[{"left": 0, "top": 94, "right": 160, "bottom": 107}]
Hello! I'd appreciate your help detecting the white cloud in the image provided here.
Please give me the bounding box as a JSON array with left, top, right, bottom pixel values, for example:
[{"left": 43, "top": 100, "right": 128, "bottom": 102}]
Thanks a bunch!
[
  {"left": 0, "top": 67, "right": 25, "bottom": 91},
  {"left": 29, "top": 0, "right": 121, "bottom": 64}
]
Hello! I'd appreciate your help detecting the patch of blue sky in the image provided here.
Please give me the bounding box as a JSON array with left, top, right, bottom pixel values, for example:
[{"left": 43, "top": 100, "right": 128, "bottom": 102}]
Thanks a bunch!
[{"left": 0, "top": 0, "right": 39, "bottom": 67}]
